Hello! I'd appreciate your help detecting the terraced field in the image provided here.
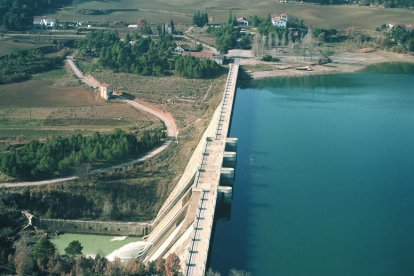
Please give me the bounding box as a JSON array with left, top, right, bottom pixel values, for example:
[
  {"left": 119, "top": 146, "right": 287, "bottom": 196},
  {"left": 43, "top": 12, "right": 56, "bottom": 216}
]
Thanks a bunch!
[{"left": 49, "top": 0, "right": 414, "bottom": 30}]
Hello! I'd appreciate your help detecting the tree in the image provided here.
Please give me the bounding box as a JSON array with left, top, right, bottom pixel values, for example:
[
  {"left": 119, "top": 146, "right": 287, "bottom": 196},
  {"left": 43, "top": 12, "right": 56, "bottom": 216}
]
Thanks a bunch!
[
  {"left": 64, "top": 240, "right": 83, "bottom": 258},
  {"left": 169, "top": 20, "right": 175, "bottom": 34},
  {"left": 164, "top": 253, "right": 180, "bottom": 276},
  {"left": 14, "top": 239, "right": 34, "bottom": 276},
  {"left": 195, "top": 43, "right": 203, "bottom": 52},
  {"left": 102, "top": 198, "right": 114, "bottom": 218},
  {"left": 137, "top": 19, "right": 152, "bottom": 34},
  {"left": 252, "top": 33, "right": 263, "bottom": 57},
  {"left": 104, "top": 257, "right": 124, "bottom": 275},
  {"left": 240, "top": 35, "right": 251, "bottom": 49},
  {"left": 174, "top": 55, "right": 223, "bottom": 79},
  {"left": 208, "top": 23, "right": 239, "bottom": 54},
  {"left": 45, "top": 206, "right": 54, "bottom": 218},
  {"left": 267, "top": 33, "right": 273, "bottom": 50},
  {"left": 33, "top": 237, "right": 56, "bottom": 268},
  {"left": 249, "top": 15, "right": 261, "bottom": 27},
  {"left": 193, "top": 11, "right": 208, "bottom": 27},
  {"left": 125, "top": 258, "right": 146, "bottom": 274},
  {"left": 155, "top": 258, "right": 165, "bottom": 274}
]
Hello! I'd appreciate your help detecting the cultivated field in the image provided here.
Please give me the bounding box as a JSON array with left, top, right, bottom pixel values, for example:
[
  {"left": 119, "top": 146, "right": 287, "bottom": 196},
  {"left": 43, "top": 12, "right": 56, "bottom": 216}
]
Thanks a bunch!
[
  {"left": 48, "top": 0, "right": 414, "bottom": 30},
  {"left": 0, "top": 73, "right": 162, "bottom": 148},
  {"left": 0, "top": 39, "right": 48, "bottom": 57}
]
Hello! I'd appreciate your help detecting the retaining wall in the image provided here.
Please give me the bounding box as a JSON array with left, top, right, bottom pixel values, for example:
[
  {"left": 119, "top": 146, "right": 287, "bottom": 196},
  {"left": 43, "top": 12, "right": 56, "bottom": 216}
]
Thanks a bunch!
[{"left": 35, "top": 218, "right": 151, "bottom": 237}]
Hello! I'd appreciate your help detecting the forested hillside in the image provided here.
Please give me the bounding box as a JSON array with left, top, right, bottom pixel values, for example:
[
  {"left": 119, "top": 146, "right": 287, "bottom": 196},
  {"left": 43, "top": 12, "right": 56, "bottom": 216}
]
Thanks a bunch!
[
  {"left": 0, "top": 129, "right": 165, "bottom": 180},
  {"left": 0, "top": 0, "right": 72, "bottom": 30}
]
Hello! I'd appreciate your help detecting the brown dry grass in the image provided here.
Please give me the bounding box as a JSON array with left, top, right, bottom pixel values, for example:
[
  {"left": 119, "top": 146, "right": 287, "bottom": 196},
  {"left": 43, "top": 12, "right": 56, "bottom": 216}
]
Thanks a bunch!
[
  {"left": 0, "top": 76, "right": 162, "bottom": 147},
  {"left": 93, "top": 71, "right": 226, "bottom": 129},
  {"left": 0, "top": 79, "right": 97, "bottom": 107}
]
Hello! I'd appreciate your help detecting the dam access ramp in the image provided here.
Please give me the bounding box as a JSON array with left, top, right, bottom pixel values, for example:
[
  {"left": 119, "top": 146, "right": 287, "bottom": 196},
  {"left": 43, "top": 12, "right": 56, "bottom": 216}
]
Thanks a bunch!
[{"left": 143, "top": 64, "right": 239, "bottom": 275}]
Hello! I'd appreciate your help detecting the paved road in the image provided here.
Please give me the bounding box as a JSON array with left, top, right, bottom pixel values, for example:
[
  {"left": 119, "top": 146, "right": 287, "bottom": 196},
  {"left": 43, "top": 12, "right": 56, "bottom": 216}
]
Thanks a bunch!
[{"left": 0, "top": 59, "right": 178, "bottom": 188}]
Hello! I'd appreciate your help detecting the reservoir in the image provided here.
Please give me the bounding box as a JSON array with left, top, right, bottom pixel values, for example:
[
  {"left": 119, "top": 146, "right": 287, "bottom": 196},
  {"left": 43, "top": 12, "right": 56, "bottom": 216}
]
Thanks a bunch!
[{"left": 209, "top": 64, "right": 414, "bottom": 276}]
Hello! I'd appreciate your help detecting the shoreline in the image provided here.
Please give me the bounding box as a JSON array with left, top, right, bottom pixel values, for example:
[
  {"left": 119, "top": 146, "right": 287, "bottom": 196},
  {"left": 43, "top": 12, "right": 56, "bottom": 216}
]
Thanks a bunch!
[{"left": 230, "top": 49, "right": 414, "bottom": 80}]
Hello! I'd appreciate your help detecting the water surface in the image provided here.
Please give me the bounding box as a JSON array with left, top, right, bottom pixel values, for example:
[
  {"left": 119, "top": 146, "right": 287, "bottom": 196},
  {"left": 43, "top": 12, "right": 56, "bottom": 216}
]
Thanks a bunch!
[{"left": 210, "top": 64, "right": 414, "bottom": 276}]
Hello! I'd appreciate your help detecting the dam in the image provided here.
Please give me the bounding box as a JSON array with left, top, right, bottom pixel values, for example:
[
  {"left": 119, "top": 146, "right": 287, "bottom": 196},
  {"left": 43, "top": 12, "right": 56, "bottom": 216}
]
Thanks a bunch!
[{"left": 141, "top": 64, "right": 240, "bottom": 275}]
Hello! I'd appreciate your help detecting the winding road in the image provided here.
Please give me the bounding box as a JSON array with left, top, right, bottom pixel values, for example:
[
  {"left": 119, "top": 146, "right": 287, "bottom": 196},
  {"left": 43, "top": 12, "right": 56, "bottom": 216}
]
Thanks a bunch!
[{"left": 0, "top": 58, "right": 178, "bottom": 188}]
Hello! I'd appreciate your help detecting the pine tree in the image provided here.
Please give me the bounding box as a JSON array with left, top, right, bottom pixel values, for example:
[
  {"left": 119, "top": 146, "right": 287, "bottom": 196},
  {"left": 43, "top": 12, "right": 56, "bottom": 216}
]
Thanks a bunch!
[{"left": 64, "top": 240, "right": 83, "bottom": 258}]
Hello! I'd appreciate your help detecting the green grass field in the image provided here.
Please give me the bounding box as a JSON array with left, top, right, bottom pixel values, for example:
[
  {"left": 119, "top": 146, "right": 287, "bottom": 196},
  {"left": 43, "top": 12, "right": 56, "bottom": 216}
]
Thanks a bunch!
[
  {"left": 0, "top": 39, "right": 44, "bottom": 57},
  {"left": 34, "top": 67, "right": 68, "bottom": 78},
  {"left": 51, "top": 233, "right": 141, "bottom": 256},
  {"left": 48, "top": 0, "right": 414, "bottom": 30}
]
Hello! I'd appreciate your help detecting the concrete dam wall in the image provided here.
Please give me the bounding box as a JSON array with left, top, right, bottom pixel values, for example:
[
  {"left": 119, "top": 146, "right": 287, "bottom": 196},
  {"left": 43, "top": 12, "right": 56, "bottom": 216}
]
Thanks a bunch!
[{"left": 35, "top": 218, "right": 151, "bottom": 237}]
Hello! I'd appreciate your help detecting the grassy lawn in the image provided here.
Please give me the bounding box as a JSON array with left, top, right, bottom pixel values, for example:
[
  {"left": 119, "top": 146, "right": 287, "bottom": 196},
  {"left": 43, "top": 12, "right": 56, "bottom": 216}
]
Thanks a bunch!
[
  {"left": 48, "top": 0, "right": 414, "bottom": 30},
  {"left": 51, "top": 233, "right": 142, "bottom": 256},
  {"left": 34, "top": 67, "right": 68, "bottom": 78}
]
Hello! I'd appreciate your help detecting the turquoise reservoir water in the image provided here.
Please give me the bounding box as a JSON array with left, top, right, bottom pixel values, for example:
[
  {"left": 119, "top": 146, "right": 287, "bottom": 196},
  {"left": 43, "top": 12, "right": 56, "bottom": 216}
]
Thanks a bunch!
[{"left": 209, "top": 65, "right": 414, "bottom": 276}]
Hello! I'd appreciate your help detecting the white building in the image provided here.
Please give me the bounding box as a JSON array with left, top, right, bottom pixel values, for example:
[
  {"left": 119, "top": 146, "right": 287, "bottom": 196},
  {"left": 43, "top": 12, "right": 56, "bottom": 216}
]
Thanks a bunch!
[
  {"left": 99, "top": 83, "right": 113, "bottom": 100},
  {"left": 237, "top": 17, "right": 249, "bottom": 27},
  {"left": 173, "top": 44, "right": 193, "bottom": 54},
  {"left": 33, "top": 16, "right": 57, "bottom": 28},
  {"left": 272, "top": 13, "right": 288, "bottom": 28}
]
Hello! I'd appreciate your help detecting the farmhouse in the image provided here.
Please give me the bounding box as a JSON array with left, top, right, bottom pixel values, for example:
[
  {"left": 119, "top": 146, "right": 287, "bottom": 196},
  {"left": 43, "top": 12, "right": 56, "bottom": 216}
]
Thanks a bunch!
[
  {"left": 237, "top": 17, "right": 249, "bottom": 27},
  {"left": 33, "top": 16, "right": 57, "bottom": 28},
  {"left": 99, "top": 83, "right": 113, "bottom": 100},
  {"left": 272, "top": 13, "right": 288, "bottom": 28}
]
